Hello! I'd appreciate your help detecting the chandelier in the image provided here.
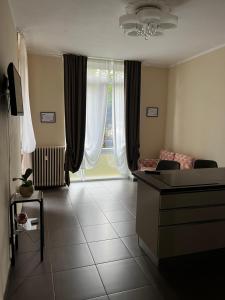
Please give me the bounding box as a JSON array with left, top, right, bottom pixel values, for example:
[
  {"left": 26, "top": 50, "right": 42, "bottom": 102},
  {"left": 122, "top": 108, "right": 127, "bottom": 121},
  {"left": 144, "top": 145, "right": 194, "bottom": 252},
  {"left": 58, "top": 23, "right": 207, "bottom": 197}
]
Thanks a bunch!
[{"left": 119, "top": 0, "right": 178, "bottom": 40}]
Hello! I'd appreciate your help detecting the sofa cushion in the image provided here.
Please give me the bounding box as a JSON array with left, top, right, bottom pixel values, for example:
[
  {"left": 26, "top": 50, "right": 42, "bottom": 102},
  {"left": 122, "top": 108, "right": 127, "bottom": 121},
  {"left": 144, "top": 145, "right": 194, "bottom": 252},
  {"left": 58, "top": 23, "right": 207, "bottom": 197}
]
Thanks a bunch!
[
  {"left": 174, "top": 153, "right": 194, "bottom": 170},
  {"left": 159, "top": 149, "right": 175, "bottom": 161},
  {"left": 138, "top": 158, "right": 159, "bottom": 171}
]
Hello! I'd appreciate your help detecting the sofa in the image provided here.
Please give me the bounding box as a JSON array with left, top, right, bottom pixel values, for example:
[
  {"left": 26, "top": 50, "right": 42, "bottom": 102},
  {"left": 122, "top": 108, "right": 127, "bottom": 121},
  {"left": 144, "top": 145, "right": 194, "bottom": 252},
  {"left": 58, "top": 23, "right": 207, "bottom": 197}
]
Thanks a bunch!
[{"left": 138, "top": 149, "right": 195, "bottom": 171}]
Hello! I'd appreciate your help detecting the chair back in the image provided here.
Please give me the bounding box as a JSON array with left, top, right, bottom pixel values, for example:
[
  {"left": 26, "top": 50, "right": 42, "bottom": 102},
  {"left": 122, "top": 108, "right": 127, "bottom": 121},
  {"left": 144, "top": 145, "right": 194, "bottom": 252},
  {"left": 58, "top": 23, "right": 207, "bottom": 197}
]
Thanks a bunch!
[
  {"left": 194, "top": 159, "right": 218, "bottom": 169},
  {"left": 156, "top": 160, "right": 180, "bottom": 171}
]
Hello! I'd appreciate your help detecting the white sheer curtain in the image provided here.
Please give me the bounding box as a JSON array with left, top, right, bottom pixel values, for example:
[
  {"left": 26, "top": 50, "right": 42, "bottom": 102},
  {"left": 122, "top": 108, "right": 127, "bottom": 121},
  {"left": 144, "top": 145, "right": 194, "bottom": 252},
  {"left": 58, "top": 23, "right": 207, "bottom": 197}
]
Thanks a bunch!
[
  {"left": 18, "top": 33, "right": 36, "bottom": 154},
  {"left": 82, "top": 58, "right": 129, "bottom": 176},
  {"left": 82, "top": 59, "right": 109, "bottom": 169},
  {"left": 112, "top": 62, "right": 129, "bottom": 176}
]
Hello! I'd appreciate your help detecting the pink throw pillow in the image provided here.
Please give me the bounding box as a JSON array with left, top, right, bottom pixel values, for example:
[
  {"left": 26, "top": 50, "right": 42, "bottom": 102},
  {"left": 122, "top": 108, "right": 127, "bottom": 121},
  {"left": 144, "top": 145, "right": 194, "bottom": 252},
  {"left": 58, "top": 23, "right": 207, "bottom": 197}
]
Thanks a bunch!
[
  {"left": 174, "top": 153, "right": 194, "bottom": 169},
  {"left": 159, "top": 149, "right": 175, "bottom": 161},
  {"left": 138, "top": 159, "right": 159, "bottom": 170}
]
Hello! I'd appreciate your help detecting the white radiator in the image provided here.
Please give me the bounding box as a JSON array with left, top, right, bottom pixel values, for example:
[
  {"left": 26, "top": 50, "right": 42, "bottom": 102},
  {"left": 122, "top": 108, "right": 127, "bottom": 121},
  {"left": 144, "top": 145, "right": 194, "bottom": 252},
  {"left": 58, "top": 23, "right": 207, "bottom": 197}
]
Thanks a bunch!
[{"left": 32, "top": 146, "right": 65, "bottom": 187}]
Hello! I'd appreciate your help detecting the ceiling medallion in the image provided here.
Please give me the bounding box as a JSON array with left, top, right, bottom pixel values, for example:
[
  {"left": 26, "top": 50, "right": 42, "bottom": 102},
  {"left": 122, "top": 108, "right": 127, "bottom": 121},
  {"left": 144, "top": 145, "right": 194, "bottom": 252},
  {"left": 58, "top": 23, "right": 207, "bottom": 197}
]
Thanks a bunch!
[{"left": 119, "top": 0, "right": 178, "bottom": 40}]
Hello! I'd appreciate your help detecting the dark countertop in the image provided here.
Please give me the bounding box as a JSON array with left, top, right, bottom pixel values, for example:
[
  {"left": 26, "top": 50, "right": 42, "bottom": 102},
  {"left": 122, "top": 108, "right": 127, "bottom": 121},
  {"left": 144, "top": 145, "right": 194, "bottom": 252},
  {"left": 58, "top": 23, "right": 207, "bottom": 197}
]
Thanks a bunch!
[{"left": 133, "top": 168, "right": 225, "bottom": 194}]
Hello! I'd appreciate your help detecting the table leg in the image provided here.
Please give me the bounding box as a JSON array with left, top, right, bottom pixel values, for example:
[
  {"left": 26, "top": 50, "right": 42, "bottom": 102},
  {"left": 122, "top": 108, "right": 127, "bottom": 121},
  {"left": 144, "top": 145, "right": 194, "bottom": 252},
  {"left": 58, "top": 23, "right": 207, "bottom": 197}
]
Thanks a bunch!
[
  {"left": 10, "top": 205, "right": 15, "bottom": 266},
  {"left": 13, "top": 204, "right": 18, "bottom": 250},
  {"left": 40, "top": 199, "right": 44, "bottom": 261}
]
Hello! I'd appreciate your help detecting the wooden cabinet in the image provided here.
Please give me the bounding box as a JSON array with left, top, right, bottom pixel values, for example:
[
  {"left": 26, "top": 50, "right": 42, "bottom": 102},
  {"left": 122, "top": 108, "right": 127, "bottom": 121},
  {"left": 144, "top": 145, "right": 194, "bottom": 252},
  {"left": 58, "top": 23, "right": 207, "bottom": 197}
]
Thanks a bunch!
[{"left": 134, "top": 170, "right": 225, "bottom": 265}]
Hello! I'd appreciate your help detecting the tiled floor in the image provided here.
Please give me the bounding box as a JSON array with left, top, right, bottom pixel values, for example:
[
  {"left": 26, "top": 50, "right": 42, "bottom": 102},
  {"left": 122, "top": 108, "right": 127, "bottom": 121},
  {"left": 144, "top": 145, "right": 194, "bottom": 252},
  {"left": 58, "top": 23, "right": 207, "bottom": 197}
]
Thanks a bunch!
[{"left": 6, "top": 179, "right": 225, "bottom": 300}]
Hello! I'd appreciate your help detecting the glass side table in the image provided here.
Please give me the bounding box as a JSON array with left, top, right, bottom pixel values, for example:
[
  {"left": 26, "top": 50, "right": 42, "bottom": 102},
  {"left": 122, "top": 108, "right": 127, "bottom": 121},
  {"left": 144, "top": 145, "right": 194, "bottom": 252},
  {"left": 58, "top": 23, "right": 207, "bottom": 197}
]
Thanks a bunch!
[{"left": 9, "top": 190, "right": 44, "bottom": 265}]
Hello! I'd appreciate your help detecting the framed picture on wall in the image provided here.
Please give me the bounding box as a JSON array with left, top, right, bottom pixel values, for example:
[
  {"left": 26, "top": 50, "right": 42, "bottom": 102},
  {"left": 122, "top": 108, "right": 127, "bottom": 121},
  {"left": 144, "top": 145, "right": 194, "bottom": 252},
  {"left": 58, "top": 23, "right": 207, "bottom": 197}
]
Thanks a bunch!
[
  {"left": 40, "top": 112, "right": 56, "bottom": 123},
  {"left": 146, "top": 107, "right": 159, "bottom": 117}
]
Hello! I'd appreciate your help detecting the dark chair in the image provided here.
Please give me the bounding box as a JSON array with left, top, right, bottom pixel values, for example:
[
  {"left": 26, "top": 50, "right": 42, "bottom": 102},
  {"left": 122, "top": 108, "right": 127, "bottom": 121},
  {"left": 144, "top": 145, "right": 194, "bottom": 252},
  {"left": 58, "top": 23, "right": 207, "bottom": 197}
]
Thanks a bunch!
[
  {"left": 194, "top": 159, "right": 218, "bottom": 169},
  {"left": 156, "top": 160, "right": 180, "bottom": 171}
]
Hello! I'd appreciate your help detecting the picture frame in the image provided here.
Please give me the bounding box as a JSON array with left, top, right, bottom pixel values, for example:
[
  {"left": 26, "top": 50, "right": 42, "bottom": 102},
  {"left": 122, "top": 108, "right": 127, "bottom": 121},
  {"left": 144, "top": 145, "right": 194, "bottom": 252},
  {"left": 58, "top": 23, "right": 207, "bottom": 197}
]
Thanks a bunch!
[
  {"left": 40, "top": 112, "right": 56, "bottom": 123},
  {"left": 146, "top": 107, "right": 159, "bottom": 117}
]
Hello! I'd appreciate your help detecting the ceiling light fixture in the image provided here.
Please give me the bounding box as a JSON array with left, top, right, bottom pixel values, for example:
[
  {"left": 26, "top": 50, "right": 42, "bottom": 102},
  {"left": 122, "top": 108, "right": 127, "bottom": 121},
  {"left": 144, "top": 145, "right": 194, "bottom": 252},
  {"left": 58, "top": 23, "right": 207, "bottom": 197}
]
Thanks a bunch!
[{"left": 119, "top": 0, "right": 178, "bottom": 40}]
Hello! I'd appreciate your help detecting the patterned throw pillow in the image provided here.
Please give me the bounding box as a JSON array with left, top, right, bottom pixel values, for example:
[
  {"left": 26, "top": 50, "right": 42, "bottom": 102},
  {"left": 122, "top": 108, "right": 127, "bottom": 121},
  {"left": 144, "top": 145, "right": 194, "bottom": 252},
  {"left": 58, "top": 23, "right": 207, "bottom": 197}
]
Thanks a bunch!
[
  {"left": 138, "top": 159, "right": 159, "bottom": 171},
  {"left": 159, "top": 149, "right": 175, "bottom": 161},
  {"left": 174, "top": 153, "right": 194, "bottom": 169}
]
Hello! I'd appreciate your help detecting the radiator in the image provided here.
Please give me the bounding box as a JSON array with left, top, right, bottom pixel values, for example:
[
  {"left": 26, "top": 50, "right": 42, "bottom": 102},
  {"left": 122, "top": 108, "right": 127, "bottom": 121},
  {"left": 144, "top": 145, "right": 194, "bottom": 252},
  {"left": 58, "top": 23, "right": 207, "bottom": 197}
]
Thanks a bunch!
[{"left": 32, "top": 146, "right": 65, "bottom": 187}]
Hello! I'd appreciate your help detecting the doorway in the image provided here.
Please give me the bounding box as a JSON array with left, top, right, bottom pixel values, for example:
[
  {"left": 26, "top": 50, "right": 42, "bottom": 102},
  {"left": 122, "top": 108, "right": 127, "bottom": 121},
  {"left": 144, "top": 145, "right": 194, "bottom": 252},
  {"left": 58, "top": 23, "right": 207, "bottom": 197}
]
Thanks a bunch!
[{"left": 71, "top": 59, "right": 128, "bottom": 182}]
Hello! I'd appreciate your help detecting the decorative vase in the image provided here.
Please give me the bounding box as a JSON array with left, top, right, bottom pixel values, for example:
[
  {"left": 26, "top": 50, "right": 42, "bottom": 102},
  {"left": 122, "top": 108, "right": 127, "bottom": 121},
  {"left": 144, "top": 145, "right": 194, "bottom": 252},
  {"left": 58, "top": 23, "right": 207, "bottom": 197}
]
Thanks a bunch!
[
  {"left": 19, "top": 185, "right": 34, "bottom": 197},
  {"left": 16, "top": 212, "right": 28, "bottom": 224}
]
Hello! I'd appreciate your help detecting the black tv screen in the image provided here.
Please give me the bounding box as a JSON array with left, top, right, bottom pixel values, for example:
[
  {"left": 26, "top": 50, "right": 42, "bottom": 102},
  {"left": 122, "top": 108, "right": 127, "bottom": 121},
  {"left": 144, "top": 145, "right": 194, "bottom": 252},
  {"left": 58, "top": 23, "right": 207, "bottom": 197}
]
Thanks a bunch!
[{"left": 7, "top": 62, "right": 24, "bottom": 116}]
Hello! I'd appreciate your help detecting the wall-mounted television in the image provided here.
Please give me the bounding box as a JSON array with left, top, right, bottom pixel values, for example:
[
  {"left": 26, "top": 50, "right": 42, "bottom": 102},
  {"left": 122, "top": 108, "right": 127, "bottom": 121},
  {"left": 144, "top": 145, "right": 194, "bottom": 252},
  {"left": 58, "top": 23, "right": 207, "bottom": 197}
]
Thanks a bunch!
[{"left": 7, "top": 62, "right": 24, "bottom": 116}]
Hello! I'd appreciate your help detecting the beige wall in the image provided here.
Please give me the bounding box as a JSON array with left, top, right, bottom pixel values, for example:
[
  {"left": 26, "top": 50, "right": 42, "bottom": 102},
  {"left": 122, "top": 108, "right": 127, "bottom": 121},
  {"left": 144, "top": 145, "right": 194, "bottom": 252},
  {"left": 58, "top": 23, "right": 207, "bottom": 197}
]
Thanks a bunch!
[
  {"left": 0, "top": 0, "right": 21, "bottom": 297},
  {"left": 165, "top": 47, "right": 225, "bottom": 166},
  {"left": 140, "top": 66, "right": 168, "bottom": 158},
  {"left": 28, "top": 54, "right": 65, "bottom": 146},
  {"left": 28, "top": 56, "right": 168, "bottom": 158}
]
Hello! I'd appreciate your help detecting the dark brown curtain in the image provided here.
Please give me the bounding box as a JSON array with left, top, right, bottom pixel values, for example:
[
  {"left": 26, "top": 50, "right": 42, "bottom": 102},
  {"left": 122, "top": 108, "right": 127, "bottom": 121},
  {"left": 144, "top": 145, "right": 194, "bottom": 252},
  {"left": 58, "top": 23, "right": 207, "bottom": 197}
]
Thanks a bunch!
[
  {"left": 64, "top": 54, "right": 87, "bottom": 185},
  {"left": 124, "top": 60, "right": 142, "bottom": 171}
]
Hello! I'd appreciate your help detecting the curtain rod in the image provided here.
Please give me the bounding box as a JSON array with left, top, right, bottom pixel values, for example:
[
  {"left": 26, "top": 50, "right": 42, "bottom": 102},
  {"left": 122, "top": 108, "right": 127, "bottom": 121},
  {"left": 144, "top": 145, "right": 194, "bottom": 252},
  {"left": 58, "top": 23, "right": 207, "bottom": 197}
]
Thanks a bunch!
[
  {"left": 88, "top": 56, "right": 123, "bottom": 62},
  {"left": 27, "top": 50, "right": 124, "bottom": 62}
]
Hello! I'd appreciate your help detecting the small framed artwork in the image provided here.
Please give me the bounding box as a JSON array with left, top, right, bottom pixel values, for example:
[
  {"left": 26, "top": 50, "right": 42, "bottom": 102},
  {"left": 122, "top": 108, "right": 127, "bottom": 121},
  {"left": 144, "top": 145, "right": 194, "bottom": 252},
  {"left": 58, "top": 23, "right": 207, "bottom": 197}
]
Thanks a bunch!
[
  {"left": 40, "top": 112, "right": 56, "bottom": 123},
  {"left": 146, "top": 107, "right": 159, "bottom": 117}
]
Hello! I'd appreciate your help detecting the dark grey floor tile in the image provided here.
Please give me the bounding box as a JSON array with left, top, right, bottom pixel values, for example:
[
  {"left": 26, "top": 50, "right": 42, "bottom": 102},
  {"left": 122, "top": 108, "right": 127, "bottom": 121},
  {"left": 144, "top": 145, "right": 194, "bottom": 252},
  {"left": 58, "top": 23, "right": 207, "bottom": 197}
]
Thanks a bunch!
[
  {"left": 17, "top": 231, "right": 40, "bottom": 253},
  {"left": 105, "top": 210, "right": 135, "bottom": 223},
  {"left": 54, "top": 266, "right": 106, "bottom": 300},
  {"left": 122, "top": 197, "right": 137, "bottom": 205},
  {"left": 135, "top": 256, "right": 177, "bottom": 300},
  {"left": 70, "top": 194, "right": 93, "bottom": 205},
  {"left": 88, "top": 186, "right": 110, "bottom": 194},
  {"left": 91, "top": 193, "right": 114, "bottom": 202},
  {"left": 97, "top": 258, "right": 149, "bottom": 294},
  {"left": 135, "top": 256, "right": 159, "bottom": 286},
  {"left": 47, "top": 214, "right": 80, "bottom": 231},
  {"left": 107, "top": 189, "right": 137, "bottom": 200},
  {"left": 11, "top": 180, "right": 225, "bottom": 300},
  {"left": 75, "top": 205, "right": 101, "bottom": 217},
  {"left": 83, "top": 224, "right": 118, "bottom": 242},
  {"left": 123, "top": 200, "right": 137, "bottom": 208},
  {"left": 44, "top": 187, "right": 69, "bottom": 196},
  {"left": 45, "top": 206, "right": 74, "bottom": 218},
  {"left": 6, "top": 274, "right": 54, "bottom": 300},
  {"left": 85, "top": 189, "right": 109, "bottom": 198},
  {"left": 9, "top": 250, "right": 51, "bottom": 279},
  {"left": 46, "top": 197, "right": 72, "bottom": 208},
  {"left": 44, "top": 192, "right": 70, "bottom": 200},
  {"left": 112, "top": 221, "right": 136, "bottom": 237},
  {"left": 104, "top": 180, "right": 136, "bottom": 194},
  {"left": 89, "top": 297, "right": 109, "bottom": 300},
  {"left": 74, "top": 201, "right": 99, "bottom": 209},
  {"left": 78, "top": 211, "right": 109, "bottom": 226},
  {"left": 45, "top": 199, "right": 71, "bottom": 209},
  {"left": 50, "top": 243, "right": 94, "bottom": 272},
  {"left": 126, "top": 207, "right": 136, "bottom": 216},
  {"left": 96, "top": 200, "right": 125, "bottom": 212},
  {"left": 121, "top": 236, "right": 145, "bottom": 257},
  {"left": 48, "top": 227, "right": 85, "bottom": 248},
  {"left": 89, "top": 239, "right": 132, "bottom": 264},
  {"left": 69, "top": 186, "right": 94, "bottom": 201},
  {"left": 108, "top": 286, "right": 163, "bottom": 300}
]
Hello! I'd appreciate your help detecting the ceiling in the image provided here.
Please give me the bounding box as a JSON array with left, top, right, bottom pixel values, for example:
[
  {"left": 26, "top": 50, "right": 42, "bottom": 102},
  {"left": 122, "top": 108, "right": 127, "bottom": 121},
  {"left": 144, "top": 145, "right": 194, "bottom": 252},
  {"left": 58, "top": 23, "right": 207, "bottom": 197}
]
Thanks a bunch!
[{"left": 9, "top": 0, "right": 225, "bottom": 66}]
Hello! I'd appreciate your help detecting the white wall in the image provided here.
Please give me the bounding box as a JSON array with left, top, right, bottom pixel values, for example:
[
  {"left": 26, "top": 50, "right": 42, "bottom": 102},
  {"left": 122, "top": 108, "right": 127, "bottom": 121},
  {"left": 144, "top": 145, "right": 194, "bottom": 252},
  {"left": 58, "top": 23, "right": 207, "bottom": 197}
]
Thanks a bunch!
[
  {"left": 28, "top": 53, "right": 65, "bottom": 146},
  {"left": 165, "top": 46, "right": 225, "bottom": 165},
  {"left": 28, "top": 55, "right": 169, "bottom": 157},
  {"left": 0, "top": 0, "right": 21, "bottom": 297},
  {"left": 140, "top": 66, "right": 168, "bottom": 158}
]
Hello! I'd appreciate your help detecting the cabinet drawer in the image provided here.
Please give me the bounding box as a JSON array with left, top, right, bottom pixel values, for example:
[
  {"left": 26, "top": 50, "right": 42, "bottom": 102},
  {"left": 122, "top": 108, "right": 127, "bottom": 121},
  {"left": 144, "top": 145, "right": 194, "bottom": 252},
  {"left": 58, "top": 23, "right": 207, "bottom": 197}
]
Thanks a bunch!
[
  {"left": 159, "top": 206, "right": 225, "bottom": 225},
  {"left": 158, "top": 221, "right": 225, "bottom": 258},
  {"left": 160, "top": 190, "right": 225, "bottom": 209}
]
